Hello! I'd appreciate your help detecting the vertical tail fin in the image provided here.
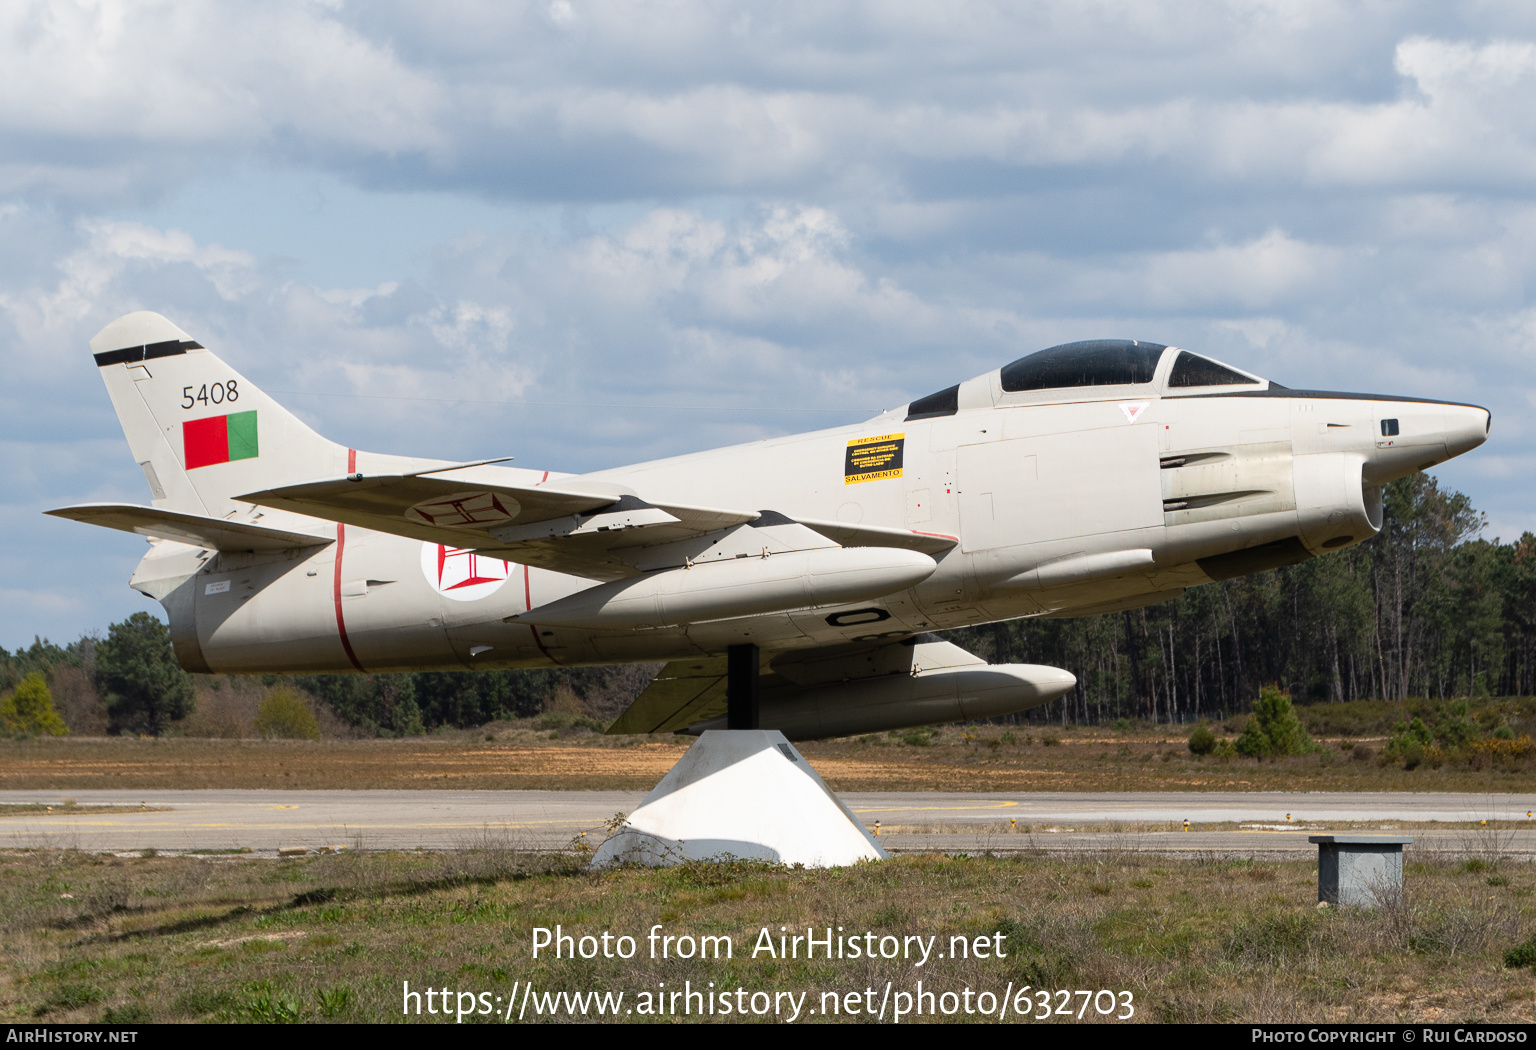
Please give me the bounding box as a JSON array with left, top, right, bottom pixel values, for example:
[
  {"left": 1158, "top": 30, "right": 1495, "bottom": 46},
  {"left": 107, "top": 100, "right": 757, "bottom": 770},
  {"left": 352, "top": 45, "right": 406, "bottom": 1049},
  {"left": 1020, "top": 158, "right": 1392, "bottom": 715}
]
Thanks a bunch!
[{"left": 90, "top": 312, "right": 350, "bottom": 517}]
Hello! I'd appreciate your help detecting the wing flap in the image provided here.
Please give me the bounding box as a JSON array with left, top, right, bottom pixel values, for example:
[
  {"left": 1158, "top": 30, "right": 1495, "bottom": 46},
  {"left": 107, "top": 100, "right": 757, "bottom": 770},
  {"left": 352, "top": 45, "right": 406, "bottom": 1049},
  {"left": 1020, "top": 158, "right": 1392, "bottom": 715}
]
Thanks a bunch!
[{"left": 47, "top": 503, "right": 333, "bottom": 553}]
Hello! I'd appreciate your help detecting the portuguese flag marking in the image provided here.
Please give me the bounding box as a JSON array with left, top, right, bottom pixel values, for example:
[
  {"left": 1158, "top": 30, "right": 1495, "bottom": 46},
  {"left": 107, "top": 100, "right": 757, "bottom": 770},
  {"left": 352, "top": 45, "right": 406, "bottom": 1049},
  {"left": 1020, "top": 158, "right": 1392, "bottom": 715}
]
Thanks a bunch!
[{"left": 183, "top": 411, "right": 259, "bottom": 470}]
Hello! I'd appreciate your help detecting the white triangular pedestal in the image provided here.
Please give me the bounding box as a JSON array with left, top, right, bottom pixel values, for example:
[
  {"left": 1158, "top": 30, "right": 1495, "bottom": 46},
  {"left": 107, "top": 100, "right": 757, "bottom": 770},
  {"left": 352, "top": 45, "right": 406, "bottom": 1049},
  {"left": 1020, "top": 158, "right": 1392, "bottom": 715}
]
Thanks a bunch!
[{"left": 589, "top": 730, "right": 888, "bottom": 868}]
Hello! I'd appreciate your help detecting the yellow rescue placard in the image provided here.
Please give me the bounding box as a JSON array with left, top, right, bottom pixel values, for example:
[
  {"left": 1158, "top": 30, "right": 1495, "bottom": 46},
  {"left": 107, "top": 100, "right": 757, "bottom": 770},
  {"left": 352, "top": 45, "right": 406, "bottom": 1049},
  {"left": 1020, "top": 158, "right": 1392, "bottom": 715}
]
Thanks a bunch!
[{"left": 844, "top": 433, "right": 905, "bottom": 484}]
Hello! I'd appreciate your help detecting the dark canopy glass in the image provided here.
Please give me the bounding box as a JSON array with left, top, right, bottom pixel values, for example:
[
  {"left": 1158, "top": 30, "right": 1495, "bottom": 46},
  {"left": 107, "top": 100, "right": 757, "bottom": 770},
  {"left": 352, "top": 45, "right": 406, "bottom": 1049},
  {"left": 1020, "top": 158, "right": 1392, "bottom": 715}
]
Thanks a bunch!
[
  {"left": 905, "top": 383, "right": 959, "bottom": 420},
  {"left": 1000, "top": 339, "right": 1167, "bottom": 393},
  {"left": 1167, "top": 350, "right": 1258, "bottom": 388}
]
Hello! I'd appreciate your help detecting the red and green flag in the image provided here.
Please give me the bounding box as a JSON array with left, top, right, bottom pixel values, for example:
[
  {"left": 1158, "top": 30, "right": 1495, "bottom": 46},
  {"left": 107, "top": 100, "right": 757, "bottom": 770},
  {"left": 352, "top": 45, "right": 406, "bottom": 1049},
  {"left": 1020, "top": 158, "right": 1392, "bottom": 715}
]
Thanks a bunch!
[{"left": 183, "top": 411, "right": 259, "bottom": 470}]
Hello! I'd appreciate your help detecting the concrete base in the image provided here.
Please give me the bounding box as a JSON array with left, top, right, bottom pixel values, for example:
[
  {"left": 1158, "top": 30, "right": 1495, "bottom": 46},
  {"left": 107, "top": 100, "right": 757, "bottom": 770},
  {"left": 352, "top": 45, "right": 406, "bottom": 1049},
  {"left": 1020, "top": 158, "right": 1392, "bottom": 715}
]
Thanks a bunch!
[{"left": 589, "top": 730, "right": 888, "bottom": 869}]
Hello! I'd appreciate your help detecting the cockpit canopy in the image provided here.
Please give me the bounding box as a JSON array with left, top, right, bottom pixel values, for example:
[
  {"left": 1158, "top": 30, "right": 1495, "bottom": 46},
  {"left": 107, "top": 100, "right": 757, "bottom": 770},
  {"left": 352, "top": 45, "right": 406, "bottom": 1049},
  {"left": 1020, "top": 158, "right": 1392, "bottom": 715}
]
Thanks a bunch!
[
  {"left": 906, "top": 339, "right": 1265, "bottom": 420},
  {"left": 1001, "top": 339, "right": 1166, "bottom": 392}
]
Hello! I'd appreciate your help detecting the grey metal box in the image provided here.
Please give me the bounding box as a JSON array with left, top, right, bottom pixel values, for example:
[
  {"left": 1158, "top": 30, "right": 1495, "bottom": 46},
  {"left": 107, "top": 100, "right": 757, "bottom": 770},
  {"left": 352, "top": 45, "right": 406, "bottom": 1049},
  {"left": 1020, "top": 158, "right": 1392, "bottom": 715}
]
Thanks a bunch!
[{"left": 1308, "top": 835, "right": 1413, "bottom": 908}]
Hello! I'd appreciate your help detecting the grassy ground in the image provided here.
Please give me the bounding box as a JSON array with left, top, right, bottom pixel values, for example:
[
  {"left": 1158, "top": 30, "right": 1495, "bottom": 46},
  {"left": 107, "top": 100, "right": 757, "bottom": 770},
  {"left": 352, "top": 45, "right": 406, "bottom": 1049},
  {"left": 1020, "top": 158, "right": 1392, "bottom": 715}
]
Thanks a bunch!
[
  {"left": 0, "top": 804, "right": 170, "bottom": 817},
  {"left": 2, "top": 844, "right": 1533, "bottom": 1024},
  {"left": 1, "top": 721, "right": 1532, "bottom": 792}
]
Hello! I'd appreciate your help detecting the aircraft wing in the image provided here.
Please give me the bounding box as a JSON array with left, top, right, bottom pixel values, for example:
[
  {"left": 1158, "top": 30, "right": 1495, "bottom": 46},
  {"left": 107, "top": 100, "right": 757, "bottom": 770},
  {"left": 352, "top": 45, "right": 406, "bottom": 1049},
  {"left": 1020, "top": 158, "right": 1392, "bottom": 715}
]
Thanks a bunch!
[
  {"left": 795, "top": 517, "right": 958, "bottom": 556},
  {"left": 238, "top": 473, "right": 760, "bottom": 581},
  {"left": 605, "top": 656, "right": 728, "bottom": 734},
  {"left": 47, "top": 503, "right": 333, "bottom": 553}
]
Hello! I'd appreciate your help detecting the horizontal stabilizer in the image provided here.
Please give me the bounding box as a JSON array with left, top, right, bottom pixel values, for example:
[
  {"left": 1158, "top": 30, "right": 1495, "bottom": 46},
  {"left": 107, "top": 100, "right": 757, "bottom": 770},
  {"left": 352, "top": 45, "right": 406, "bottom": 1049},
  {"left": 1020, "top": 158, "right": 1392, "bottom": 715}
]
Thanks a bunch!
[{"left": 47, "top": 503, "right": 333, "bottom": 553}]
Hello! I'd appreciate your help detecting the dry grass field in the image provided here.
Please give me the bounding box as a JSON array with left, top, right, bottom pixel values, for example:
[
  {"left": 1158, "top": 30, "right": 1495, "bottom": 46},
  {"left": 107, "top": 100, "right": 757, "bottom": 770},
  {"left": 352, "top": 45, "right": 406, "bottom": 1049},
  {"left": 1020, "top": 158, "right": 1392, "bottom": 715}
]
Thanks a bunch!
[
  {"left": 2, "top": 844, "right": 1533, "bottom": 1024},
  {"left": 0, "top": 721, "right": 1532, "bottom": 792}
]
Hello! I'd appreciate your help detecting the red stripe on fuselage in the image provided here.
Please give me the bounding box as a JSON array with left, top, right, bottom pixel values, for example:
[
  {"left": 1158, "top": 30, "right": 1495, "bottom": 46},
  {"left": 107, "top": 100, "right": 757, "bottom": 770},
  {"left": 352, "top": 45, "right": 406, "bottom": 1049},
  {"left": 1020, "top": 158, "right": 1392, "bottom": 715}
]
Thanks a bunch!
[
  {"left": 525, "top": 470, "right": 560, "bottom": 664},
  {"left": 333, "top": 448, "right": 366, "bottom": 672}
]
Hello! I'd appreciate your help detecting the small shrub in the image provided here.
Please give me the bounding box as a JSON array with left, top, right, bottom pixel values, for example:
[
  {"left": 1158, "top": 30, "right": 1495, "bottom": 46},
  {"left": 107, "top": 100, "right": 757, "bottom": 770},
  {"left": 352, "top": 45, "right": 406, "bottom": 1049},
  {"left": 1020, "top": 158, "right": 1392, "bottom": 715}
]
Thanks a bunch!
[
  {"left": 532, "top": 712, "right": 607, "bottom": 733},
  {"left": 1187, "top": 725, "right": 1217, "bottom": 756},
  {"left": 254, "top": 688, "right": 320, "bottom": 740},
  {"left": 1223, "top": 914, "right": 1317, "bottom": 967},
  {"left": 174, "top": 989, "right": 235, "bottom": 1017},
  {"left": 901, "top": 729, "right": 932, "bottom": 747},
  {"left": 38, "top": 984, "right": 105, "bottom": 1015},
  {"left": 1236, "top": 685, "right": 1314, "bottom": 758},
  {"left": 316, "top": 986, "right": 354, "bottom": 1018},
  {"left": 238, "top": 981, "right": 303, "bottom": 1023},
  {"left": 1505, "top": 936, "right": 1536, "bottom": 969},
  {"left": 0, "top": 673, "right": 68, "bottom": 736},
  {"left": 1040, "top": 732, "right": 1062, "bottom": 747}
]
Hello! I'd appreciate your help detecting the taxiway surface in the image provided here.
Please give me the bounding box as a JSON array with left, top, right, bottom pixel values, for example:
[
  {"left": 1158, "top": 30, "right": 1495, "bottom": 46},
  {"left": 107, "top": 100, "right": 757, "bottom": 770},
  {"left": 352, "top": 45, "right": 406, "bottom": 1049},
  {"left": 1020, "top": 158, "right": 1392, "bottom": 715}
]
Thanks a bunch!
[{"left": 3, "top": 789, "right": 1533, "bottom": 857}]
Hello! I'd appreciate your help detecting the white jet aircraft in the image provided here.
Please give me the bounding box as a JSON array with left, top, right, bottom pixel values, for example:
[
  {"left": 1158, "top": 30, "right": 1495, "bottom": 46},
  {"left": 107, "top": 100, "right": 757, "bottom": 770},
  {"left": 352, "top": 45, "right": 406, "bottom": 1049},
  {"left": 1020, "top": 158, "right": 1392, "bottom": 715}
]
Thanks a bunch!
[{"left": 52, "top": 312, "right": 1490, "bottom": 738}]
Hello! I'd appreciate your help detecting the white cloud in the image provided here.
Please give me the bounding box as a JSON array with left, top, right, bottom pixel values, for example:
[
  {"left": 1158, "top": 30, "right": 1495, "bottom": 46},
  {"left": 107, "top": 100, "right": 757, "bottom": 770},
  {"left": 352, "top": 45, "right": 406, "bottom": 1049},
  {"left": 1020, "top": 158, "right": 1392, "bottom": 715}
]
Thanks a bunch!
[{"left": 2, "top": 4, "right": 1535, "bottom": 205}]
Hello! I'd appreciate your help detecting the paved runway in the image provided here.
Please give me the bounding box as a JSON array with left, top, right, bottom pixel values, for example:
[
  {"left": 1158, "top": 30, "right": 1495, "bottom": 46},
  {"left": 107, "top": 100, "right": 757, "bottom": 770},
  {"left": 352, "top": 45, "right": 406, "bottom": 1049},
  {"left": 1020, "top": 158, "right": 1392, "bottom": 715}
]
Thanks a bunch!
[{"left": 4, "top": 789, "right": 1534, "bottom": 857}]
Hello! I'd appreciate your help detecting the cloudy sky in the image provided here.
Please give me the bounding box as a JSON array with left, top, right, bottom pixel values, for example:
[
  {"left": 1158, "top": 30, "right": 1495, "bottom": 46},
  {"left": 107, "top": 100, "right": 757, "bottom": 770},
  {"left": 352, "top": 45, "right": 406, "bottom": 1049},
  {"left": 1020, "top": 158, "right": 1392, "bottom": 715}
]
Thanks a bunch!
[{"left": 4, "top": 1, "right": 1534, "bottom": 649}]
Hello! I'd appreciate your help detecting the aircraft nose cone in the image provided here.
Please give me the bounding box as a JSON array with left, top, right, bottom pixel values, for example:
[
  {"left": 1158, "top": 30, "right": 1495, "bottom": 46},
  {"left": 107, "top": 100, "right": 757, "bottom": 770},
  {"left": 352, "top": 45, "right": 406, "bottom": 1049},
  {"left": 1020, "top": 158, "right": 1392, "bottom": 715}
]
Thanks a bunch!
[
  {"left": 1367, "top": 399, "right": 1490, "bottom": 485},
  {"left": 1444, "top": 403, "right": 1491, "bottom": 460}
]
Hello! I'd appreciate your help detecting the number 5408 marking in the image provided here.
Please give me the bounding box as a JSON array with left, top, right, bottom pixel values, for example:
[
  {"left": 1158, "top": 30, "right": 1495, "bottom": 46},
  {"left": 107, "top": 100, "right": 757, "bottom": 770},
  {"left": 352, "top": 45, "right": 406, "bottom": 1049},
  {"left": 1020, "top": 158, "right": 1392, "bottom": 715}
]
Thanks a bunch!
[{"left": 182, "top": 381, "right": 238, "bottom": 409}]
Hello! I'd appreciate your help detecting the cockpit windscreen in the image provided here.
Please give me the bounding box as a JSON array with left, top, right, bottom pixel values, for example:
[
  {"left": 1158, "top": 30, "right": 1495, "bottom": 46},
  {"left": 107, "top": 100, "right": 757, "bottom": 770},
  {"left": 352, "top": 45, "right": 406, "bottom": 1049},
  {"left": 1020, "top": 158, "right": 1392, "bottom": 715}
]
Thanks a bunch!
[{"left": 1167, "top": 351, "right": 1259, "bottom": 388}]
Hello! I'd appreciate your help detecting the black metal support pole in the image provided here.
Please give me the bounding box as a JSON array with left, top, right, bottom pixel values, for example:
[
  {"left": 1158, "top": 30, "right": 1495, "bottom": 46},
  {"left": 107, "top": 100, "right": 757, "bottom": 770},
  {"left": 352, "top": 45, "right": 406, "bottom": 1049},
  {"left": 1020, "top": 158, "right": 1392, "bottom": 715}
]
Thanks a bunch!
[{"left": 726, "top": 643, "right": 760, "bottom": 730}]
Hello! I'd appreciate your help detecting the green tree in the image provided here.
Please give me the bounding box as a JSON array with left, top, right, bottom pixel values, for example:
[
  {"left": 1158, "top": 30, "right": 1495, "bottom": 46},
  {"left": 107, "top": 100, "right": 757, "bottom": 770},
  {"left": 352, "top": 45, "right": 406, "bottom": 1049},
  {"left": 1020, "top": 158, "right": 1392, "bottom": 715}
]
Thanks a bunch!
[
  {"left": 254, "top": 687, "right": 321, "bottom": 739},
  {"left": 94, "top": 613, "right": 193, "bottom": 735},
  {"left": 0, "top": 673, "right": 67, "bottom": 736},
  {"left": 1235, "top": 684, "right": 1314, "bottom": 758}
]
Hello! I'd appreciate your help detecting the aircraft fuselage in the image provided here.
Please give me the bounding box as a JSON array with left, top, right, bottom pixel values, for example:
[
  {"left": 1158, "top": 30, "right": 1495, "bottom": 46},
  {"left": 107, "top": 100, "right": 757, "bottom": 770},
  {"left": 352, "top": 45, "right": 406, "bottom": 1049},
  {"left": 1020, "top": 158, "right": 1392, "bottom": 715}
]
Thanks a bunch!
[{"left": 130, "top": 354, "right": 1487, "bottom": 678}]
